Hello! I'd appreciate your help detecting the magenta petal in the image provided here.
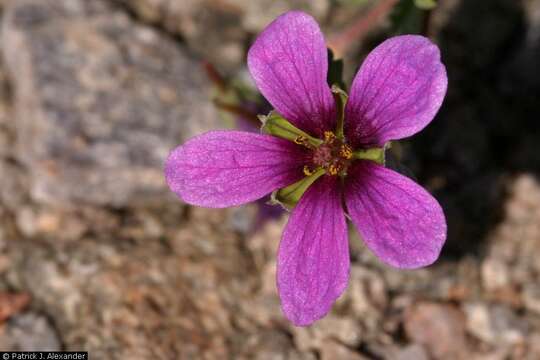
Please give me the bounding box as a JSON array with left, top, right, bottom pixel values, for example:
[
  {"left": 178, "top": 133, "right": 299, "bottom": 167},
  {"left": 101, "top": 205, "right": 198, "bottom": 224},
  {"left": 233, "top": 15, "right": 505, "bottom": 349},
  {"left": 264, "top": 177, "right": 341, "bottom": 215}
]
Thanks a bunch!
[
  {"left": 345, "top": 161, "right": 446, "bottom": 269},
  {"left": 165, "top": 131, "right": 305, "bottom": 208},
  {"left": 277, "top": 176, "right": 349, "bottom": 326},
  {"left": 345, "top": 35, "right": 447, "bottom": 147},
  {"left": 248, "top": 11, "right": 336, "bottom": 137}
]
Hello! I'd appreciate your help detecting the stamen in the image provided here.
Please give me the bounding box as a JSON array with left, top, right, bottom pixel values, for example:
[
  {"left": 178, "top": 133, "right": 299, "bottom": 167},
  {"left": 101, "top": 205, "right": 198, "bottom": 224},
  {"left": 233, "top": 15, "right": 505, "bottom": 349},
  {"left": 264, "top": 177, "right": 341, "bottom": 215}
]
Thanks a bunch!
[
  {"left": 328, "top": 164, "right": 340, "bottom": 176},
  {"left": 294, "top": 135, "right": 307, "bottom": 145},
  {"left": 303, "top": 165, "right": 314, "bottom": 176},
  {"left": 339, "top": 144, "right": 353, "bottom": 159},
  {"left": 323, "top": 131, "right": 336, "bottom": 143}
]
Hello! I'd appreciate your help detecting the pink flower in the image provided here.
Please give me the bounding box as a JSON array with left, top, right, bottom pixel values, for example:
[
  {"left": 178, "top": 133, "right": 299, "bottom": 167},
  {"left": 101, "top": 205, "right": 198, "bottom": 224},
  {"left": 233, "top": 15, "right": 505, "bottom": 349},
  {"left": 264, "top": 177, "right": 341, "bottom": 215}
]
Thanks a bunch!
[{"left": 165, "top": 11, "right": 447, "bottom": 326}]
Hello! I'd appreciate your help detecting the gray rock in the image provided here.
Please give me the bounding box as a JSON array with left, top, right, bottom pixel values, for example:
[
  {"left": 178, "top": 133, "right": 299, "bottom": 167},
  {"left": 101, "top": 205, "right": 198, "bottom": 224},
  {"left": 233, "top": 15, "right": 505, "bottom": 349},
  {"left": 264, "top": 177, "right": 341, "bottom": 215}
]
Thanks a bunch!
[
  {"left": 464, "top": 303, "right": 527, "bottom": 346},
  {"left": 2, "top": 0, "right": 218, "bottom": 207},
  {"left": 113, "top": 0, "right": 330, "bottom": 71},
  {"left": 0, "top": 312, "right": 61, "bottom": 351}
]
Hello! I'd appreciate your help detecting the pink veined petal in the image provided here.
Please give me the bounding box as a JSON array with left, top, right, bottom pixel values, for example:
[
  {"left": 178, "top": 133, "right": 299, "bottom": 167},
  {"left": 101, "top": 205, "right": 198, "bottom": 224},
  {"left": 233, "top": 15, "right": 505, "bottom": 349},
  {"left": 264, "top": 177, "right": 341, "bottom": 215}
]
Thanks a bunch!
[
  {"left": 344, "top": 161, "right": 446, "bottom": 269},
  {"left": 248, "top": 11, "right": 336, "bottom": 137},
  {"left": 165, "top": 131, "right": 306, "bottom": 208},
  {"left": 277, "top": 176, "right": 350, "bottom": 326},
  {"left": 345, "top": 35, "right": 448, "bottom": 147}
]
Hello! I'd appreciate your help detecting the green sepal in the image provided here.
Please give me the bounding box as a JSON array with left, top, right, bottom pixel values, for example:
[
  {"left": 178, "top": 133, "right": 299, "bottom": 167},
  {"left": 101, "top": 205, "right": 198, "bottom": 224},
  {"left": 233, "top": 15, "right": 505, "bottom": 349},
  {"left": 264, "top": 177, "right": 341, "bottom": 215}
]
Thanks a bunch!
[
  {"left": 327, "top": 48, "right": 346, "bottom": 90},
  {"left": 331, "top": 85, "right": 348, "bottom": 140},
  {"left": 270, "top": 168, "right": 326, "bottom": 209},
  {"left": 260, "top": 111, "right": 323, "bottom": 147},
  {"left": 352, "top": 144, "right": 388, "bottom": 165}
]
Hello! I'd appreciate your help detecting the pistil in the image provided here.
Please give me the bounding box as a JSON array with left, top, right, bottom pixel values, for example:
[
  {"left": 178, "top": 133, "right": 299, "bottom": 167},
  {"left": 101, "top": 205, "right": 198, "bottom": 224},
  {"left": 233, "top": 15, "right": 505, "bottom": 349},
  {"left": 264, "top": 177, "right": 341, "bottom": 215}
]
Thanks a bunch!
[{"left": 305, "top": 131, "right": 353, "bottom": 177}]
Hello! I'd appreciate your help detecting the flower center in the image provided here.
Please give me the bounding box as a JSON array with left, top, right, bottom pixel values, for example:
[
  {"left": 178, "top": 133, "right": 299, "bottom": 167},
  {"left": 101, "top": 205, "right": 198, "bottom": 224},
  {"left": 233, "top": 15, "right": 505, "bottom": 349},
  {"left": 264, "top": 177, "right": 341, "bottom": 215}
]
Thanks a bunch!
[{"left": 303, "top": 131, "right": 352, "bottom": 176}]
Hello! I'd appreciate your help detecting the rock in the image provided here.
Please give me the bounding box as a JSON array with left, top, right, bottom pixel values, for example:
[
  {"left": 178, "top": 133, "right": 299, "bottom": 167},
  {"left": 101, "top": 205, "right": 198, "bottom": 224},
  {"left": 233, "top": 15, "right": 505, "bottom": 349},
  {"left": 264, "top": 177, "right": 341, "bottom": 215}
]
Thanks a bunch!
[
  {"left": 0, "top": 52, "right": 25, "bottom": 210},
  {"left": 481, "top": 258, "right": 510, "bottom": 291},
  {"left": 4, "top": 207, "right": 257, "bottom": 358},
  {"left": 464, "top": 303, "right": 494, "bottom": 343},
  {"left": 0, "top": 70, "right": 8, "bottom": 157},
  {"left": 115, "top": 0, "right": 245, "bottom": 71},
  {"left": 393, "top": 344, "right": 430, "bottom": 360},
  {"left": 292, "top": 315, "right": 362, "bottom": 352},
  {"left": 345, "top": 265, "right": 388, "bottom": 316},
  {"left": 2, "top": 0, "right": 218, "bottom": 207},
  {"left": 526, "top": 333, "right": 540, "bottom": 359},
  {"left": 238, "top": 0, "right": 330, "bottom": 32},
  {"left": 523, "top": 284, "right": 540, "bottom": 315},
  {"left": 482, "top": 176, "right": 540, "bottom": 307},
  {"left": 227, "top": 204, "right": 258, "bottom": 234},
  {"left": 0, "top": 312, "right": 61, "bottom": 351},
  {"left": 319, "top": 340, "right": 368, "bottom": 360},
  {"left": 2, "top": 0, "right": 540, "bottom": 358},
  {"left": 464, "top": 303, "right": 527, "bottom": 346},
  {"left": 239, "top": 329, "right": 296, "bottom": 360},
  {"left": 113, "top": 0, "right": 330, "bottom": 71},
  {"left": 404, "top": 302, "right": 468, "bottom": 359},
  {"left": 0, "top": 292, "right": 30, "bottom": 322}
]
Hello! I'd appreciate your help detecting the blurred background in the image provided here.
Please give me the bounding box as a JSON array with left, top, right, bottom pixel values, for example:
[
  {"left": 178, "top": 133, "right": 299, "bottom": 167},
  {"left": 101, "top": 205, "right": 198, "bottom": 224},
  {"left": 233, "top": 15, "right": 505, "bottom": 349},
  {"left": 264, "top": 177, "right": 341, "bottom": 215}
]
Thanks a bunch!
[{"left": 0, "top": 0, "right": 539, "bottom": 358}]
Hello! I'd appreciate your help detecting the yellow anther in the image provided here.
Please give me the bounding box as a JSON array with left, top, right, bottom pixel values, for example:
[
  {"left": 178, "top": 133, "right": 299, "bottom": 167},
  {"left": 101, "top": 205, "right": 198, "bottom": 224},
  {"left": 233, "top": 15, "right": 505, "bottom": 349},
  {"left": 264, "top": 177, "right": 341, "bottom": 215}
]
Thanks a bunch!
[
  {"left": 339, "top": 144, "right": 353, "bottom": 159},
  {"left": 303, "top": 165, "right": 314, "bottom": 176},
  {"left": 294, "top": 136, "right": 307, "bottom": 145},
  {"left": 323, "top": 131, "right": 336, "bottom": 143},
  {"left": 328, "top": 164, "right": 339, "bottom": 176}
]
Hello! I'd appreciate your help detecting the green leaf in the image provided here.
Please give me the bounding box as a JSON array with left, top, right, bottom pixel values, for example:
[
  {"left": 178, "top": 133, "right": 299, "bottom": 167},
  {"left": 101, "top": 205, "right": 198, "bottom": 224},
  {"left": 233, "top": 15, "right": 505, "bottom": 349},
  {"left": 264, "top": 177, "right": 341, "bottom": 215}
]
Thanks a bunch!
[
  {"left": 270, "top": 168, "right": 326, "bottom": 209},
  {"left": 331, "top": 85, "right": 348, "bottom": 140},
  {"left": 260, "top": 111, "right": 322, "bottom": 147},
  {"left": 414, "top": 0, "right": 436, "bottom": 10},
  {"left": 327, "top": 48, "right": 346, "bottom": 90}
]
